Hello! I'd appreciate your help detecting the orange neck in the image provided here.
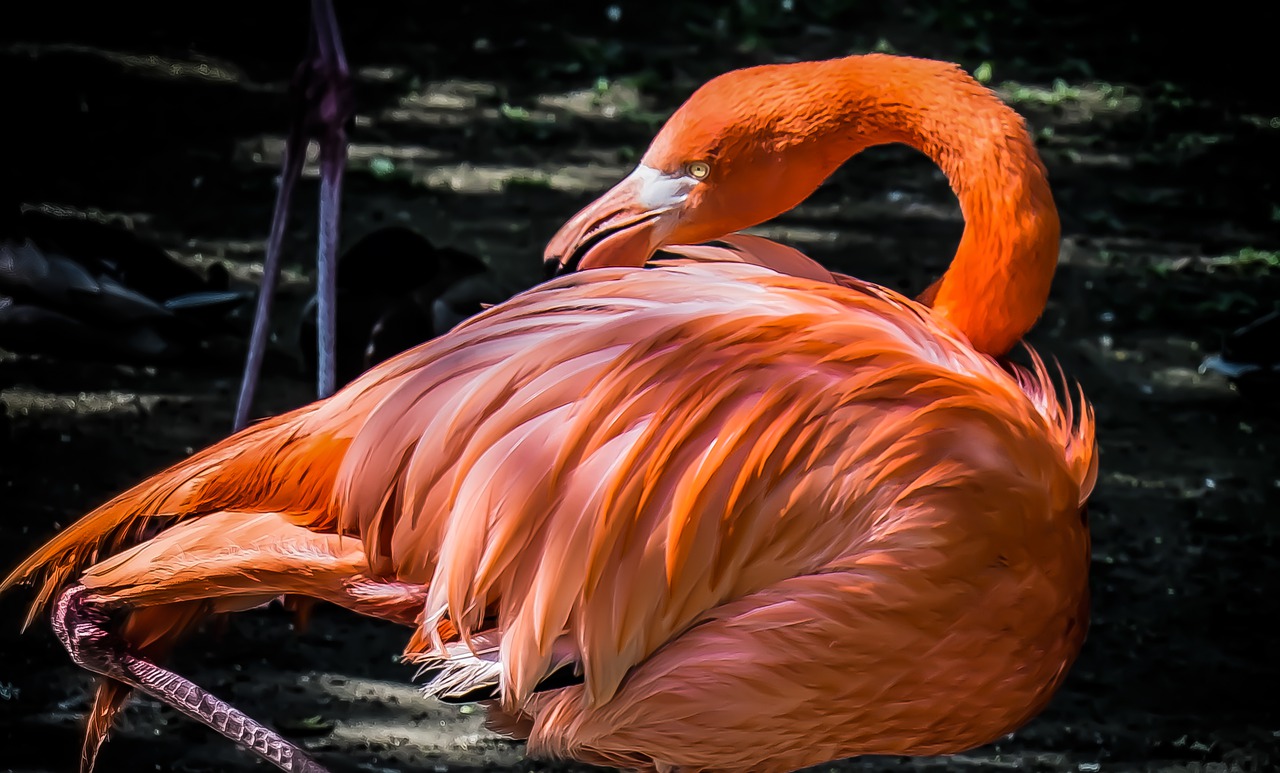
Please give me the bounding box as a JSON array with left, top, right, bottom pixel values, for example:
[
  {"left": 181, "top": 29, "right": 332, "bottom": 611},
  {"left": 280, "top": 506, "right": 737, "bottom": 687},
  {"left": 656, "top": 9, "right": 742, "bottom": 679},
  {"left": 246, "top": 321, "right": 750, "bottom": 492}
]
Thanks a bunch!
[{"left": 800, "top": 55, "right": 1061, "bottom": 357}]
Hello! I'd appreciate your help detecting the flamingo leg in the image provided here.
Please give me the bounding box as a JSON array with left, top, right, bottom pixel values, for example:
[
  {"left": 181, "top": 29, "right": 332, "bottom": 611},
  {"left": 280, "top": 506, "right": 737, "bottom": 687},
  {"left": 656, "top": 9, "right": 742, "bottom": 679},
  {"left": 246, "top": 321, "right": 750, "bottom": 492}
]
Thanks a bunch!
[
  {"left": 233, "top": 120, "right": 306, "bottom": 431},
  {"left": 51, "top": 512, "right": 424, "bottom": 773},
  {"left": 54, "top": 584, "right": 330, "bottom": 773},
  {"left": 310, "top": 0, "right": 349, "bottom": 401},
  {"left": 233, "top": 0, "right": 352, "bottom": 429},
  {"left": 315, "top": 124, "right": 346, "bottom": 400}
]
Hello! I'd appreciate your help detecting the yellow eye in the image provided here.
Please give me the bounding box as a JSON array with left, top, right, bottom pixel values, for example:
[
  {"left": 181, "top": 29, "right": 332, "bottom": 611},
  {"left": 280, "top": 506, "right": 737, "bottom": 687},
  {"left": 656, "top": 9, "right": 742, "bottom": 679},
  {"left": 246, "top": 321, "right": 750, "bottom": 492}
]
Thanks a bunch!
[{"left": 686, "top": 161, "right": 711, "bottom": 179}]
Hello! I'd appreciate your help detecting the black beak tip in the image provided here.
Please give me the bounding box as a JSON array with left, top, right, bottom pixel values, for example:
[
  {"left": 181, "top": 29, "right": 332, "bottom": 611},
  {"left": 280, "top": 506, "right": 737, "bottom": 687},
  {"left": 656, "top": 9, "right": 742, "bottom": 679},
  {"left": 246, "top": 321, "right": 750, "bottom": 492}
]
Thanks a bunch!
[{"left": 544, "top": 253, "right": 581, "bottom": 279}]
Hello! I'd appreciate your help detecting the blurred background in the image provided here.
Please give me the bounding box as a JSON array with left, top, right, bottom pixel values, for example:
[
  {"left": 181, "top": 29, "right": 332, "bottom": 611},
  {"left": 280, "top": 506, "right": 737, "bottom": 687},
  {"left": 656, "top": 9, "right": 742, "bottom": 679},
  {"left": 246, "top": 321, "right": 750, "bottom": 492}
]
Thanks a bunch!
[{"left": 1, "top": 2, "right": 1276, "bottom": 771}]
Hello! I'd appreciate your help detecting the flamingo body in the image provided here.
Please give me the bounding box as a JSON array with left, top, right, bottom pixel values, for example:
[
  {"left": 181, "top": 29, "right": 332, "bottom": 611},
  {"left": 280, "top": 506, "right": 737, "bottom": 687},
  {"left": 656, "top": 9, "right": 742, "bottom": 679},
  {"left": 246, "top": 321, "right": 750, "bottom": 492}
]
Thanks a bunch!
[{"left": 8, "top": 263, "right": 1094, "bottom": 772}]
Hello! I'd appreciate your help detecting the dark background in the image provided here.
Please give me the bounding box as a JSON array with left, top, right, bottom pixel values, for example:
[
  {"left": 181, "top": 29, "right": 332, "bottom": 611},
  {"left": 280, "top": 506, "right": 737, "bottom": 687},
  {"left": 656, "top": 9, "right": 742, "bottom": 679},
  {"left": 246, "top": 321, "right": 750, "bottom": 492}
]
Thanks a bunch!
[{"left": 1, "top": 2, "right": 1277, "bottom": 771}]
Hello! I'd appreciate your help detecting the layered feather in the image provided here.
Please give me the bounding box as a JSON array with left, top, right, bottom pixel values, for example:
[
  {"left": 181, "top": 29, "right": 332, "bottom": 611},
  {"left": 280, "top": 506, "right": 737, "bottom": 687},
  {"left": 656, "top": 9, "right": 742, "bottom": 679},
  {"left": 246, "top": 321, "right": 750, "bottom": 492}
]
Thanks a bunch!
[
  {"left": 4, "top": 260, "right": 1095, "bottom": 771},
  {"left": 323, "top": 262, "right": 1095, "bottom": 712}
]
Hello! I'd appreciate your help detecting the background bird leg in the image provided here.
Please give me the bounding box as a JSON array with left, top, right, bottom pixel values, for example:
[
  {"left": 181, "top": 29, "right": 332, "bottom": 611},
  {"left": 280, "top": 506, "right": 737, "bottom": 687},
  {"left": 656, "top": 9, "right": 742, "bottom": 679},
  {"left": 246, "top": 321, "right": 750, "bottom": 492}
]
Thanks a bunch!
[
  {"left": 310, "top": 0, "right": 349, "bottom": 401},
  {"left": 316, "top": 120, "right": 346, "bottom": 401},
  {"left": 233, "top": 0, "right": 352, "bottom": 429},
  {"left": 52, "top": 585, "right": 330, "bottom": 773},
  {"left": 233, "top": 116, "right": 305, "bottom": 431}
]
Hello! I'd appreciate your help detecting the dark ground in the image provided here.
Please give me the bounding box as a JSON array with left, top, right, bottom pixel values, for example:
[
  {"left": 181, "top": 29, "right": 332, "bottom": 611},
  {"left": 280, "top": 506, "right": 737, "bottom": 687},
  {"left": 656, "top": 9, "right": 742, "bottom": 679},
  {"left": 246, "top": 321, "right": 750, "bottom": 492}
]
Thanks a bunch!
[{"left": 1, "top": 2, "right": 1278, "bottom": 771}]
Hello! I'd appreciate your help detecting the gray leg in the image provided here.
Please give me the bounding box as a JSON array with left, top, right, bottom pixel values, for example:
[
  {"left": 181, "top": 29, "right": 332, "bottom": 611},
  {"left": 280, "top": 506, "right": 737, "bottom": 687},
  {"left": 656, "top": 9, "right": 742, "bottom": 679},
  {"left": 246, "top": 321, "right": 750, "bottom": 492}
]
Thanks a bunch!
[
  {"left": 315, "top": 126, "right": 346, "bottom": 400},
  {"left": 310, "top": 0, "right": 350, "bottom": 400},
  {"left": 233, "top": 121, "right": 307, "bottom": 431}
]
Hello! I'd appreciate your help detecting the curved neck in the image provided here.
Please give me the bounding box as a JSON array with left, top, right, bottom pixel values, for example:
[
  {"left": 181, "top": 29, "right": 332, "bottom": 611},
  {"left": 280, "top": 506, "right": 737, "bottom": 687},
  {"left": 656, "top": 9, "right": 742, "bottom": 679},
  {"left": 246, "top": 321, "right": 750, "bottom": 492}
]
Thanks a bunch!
[{"left": 809, "top": 55, "right": 1061, "bottom": 357}]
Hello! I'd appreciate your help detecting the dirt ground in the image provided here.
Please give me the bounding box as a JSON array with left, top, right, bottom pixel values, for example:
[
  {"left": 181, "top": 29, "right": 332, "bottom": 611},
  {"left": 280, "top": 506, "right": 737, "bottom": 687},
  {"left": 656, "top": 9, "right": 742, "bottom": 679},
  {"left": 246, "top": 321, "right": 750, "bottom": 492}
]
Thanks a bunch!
[{"left": 1, "top": 4, "right": 1277, "bottom": 772}]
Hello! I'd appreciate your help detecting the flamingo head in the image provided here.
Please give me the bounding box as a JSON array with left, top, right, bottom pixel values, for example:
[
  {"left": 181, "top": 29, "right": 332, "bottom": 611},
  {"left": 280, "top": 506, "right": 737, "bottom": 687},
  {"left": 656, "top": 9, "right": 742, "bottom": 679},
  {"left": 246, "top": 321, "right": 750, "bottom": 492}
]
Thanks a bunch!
[{"left": 543, "top": 61, "right": 858, "bottom": 276}]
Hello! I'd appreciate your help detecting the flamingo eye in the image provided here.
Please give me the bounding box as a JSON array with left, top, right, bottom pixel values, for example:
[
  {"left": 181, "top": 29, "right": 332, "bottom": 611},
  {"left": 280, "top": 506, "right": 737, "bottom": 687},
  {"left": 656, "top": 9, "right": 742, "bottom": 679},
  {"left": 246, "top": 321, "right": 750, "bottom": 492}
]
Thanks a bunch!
[{"left": 686, "top": 161, "right": 711, "bottom": 180}]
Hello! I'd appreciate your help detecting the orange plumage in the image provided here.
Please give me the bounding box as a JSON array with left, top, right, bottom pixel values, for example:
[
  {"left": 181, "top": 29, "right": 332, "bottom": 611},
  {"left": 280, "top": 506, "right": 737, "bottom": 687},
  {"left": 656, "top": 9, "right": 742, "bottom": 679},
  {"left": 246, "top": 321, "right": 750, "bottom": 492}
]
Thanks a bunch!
[{"left": 3, "top": 53, "right": 1096, "bottom": 773}]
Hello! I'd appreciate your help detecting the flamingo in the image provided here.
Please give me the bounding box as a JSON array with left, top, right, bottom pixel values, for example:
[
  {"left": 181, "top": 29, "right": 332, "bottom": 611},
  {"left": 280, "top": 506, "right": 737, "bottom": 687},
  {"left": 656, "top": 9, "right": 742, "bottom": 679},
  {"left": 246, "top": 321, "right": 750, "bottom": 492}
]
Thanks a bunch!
[{"left": 2, "top": 53, "right": 1097, "bottom": 773}]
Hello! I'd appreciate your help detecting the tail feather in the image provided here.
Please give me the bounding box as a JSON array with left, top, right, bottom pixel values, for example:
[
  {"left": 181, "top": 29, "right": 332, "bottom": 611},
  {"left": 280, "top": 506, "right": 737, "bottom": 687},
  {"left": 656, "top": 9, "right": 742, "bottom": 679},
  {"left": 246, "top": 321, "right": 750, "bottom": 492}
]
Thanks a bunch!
[
  {"left": 1, "top": 403, "right": 348, "bottom": 628},
  {"left": 82, "top": 678, "right": 131, "bottom": 773},
  {"left": 1011, "top": 345, "right": 1098, "bottom": 505}
]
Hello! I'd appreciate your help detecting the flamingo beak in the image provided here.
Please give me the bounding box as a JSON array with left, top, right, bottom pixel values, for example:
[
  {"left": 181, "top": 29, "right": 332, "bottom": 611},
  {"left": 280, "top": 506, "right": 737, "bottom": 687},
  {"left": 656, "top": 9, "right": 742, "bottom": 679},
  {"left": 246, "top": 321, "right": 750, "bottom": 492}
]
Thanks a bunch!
[{"left": 543, "top": 165, "right": 694, "bottom": 277}]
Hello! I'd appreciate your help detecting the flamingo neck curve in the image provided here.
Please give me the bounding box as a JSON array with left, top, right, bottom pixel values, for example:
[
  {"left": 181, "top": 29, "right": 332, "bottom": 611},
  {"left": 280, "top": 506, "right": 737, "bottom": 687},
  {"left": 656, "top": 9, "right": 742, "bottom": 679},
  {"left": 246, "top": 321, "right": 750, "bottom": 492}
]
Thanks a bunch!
[{"left": 755, "top": 55, "right": 1062, "bottom": 357}]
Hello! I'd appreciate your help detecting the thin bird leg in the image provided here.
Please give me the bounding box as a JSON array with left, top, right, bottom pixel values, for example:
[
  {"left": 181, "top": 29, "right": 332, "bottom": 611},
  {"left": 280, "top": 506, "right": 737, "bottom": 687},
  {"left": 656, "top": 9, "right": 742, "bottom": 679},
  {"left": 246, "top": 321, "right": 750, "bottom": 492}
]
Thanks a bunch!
[
  {"left": 233, "top": 118, "right": 307, "bottom": 431},
  {"left": 309, "top": 0, "right": 351, "bottom": 400},
  {"left": 54, "top": 585, "right": 330, "bottom": 773},
  {"left": 56, "top": 512, "right": 425, "bottom": 773},
  {"left": 315, "top": 124, "right": 346, "bottom": 400},
  {"left": 233, "top": 0, "right": 352, "bottom": 429}
]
